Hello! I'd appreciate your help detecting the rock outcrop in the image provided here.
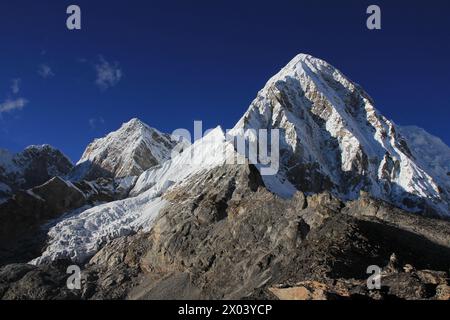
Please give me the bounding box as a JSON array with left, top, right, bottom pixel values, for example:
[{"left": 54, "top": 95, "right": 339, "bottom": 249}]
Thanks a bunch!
[
  {"left": 0, "top": 145, "right": 73, "bottom": 200},
  {"left": 0, "top": 176, "right": 136, "bottom": 266}
]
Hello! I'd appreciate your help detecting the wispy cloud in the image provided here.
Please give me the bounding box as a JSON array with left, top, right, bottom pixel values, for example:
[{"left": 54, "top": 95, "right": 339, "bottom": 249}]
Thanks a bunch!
[
  {"left": 38, "top": 64, "right": 55, "bottom": 79},
  {"left": 95, "top": 56, "right": 122, "bottom": 90},
  {"left": 1, "top": 79, "right": 28, "bottom": 115},
  {"left": 11, "top": 79, "right": 21, "bottom": 94},
  {"left": 89, "top": 117, "right": 105, "bottom": 129},
  {"left": 0, "top": 98, "right": 28, "bottom": 114}
]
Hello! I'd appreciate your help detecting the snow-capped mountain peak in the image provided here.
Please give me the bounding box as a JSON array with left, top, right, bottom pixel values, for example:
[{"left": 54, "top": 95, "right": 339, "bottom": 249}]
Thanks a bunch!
[
  {"left": 0, "top": 145, "right": 73, "bottom": 199},
  {"left": 32, "top": 126, "right": 240, "bottom": 264},
  {"left": 69, "top": 118, "right": 183, "bottom": 181},
  {"left": 231, "top": 53, "right": 448, "bottom": 216}
]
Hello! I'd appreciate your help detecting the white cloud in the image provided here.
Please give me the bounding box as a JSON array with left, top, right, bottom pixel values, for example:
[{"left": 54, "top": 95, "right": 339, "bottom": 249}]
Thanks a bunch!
[
  {"left": 0, "top": 98, "right": 28, "bottom": 114},
  {"left": 38, "top": 64, "right": 55, "bottom": 79},
  {"left": 95, "top": 56, "right": 122, "bottom": 90},
  {"left": 11, "top": 79, "right": 21, "bottom": 94},
  {"left": 89, "top": 117, "right": 105, "bottom": 129}
]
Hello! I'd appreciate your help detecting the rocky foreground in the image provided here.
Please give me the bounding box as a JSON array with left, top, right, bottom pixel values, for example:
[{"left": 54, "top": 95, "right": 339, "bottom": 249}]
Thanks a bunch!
[{"left": 1, "top": 164, "right": 449, "bottom": 300}]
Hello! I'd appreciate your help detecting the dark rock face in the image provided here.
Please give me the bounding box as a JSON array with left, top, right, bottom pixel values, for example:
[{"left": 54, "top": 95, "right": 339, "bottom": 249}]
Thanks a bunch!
[
  {"left": 0, "top": 145, "right": 73, "bottom": 199},
  {"left": 0, "top": 177, "right": 86, "bottom": 265},
  {"left": 0, "top": 177, "right": 86, "bottom": 241},
  {"left": 68, "top": 119, "right": 182, "bottom": 182},
  {"left": 0, "top": 176, "right": 135, "bottom": 266},
  {"left": 15, "top": 146, "right": 73, "bottom": 189},
  {"left": 1, "top": 164, "right": 448, "bottom": 300},
  {"left": 0, "top": 262, "right": 78, "bottom": 300}
]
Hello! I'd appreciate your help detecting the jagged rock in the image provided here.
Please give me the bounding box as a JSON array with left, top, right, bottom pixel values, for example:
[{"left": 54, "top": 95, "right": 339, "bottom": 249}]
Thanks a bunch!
[
  {"left": 0, "top": 145, "right": 73, "bottom": 200},
  {"left": 385, "top": 253, "right": 401, "bottom": 273},
  {"left": 403, "top": 264, "right": 415, "bottom": 273},
  {"left": 0, "top": 261, "right": 79, "bottom": 300},
  {"left": 0, "top": 177, "right": 86, "bottom": 241},
  {"left": 69, "top": 118, "right": 184, "bottom": 181},
  {"left": 436, "top": 284, "right": 450, "bottom": 300},
  {"left": 230, "top": 54, "right": 450, "bottom": 217},
  {"left": 0, "top": 173, "right": 141, "bottom": 267},
  {"left": 416, "top": 270, "right": 448, "bottom": 285},
  {"left": 0, "top": 177, "right": 86, "bottom": 265}
]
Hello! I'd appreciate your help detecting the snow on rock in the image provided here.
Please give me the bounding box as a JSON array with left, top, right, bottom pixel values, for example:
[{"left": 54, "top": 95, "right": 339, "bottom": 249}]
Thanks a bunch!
[
  {"left": 0, "top": 145, "right": 73, "bottom": 193},
  {"left": 69, "top": 118, "right": 185, "bottom": 181},
  {"left": 0, "top": 182, "right": 11, "bottom": 193},
  {"left": 398, "top": 126, "right": 450, "bottom": 192},
  {"left": 230, "top": 53, "right": 448, "bottom": 216},
  {"left": 130, "top": 126, "right": 240, "bottom": 196},
  {"left": 32, "top": 127, "right": 241, "bottom": 264}
]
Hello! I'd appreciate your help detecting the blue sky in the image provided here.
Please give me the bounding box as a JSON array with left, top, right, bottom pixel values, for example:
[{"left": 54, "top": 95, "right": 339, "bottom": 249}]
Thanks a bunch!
[{"left": 0, "top": 0, "right": 449, "bottom": 162}]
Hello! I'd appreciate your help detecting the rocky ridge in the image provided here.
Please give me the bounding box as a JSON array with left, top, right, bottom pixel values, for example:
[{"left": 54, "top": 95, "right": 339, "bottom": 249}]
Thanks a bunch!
[{"left": 0, "top": 145, "right": 73, "bottom": 201}]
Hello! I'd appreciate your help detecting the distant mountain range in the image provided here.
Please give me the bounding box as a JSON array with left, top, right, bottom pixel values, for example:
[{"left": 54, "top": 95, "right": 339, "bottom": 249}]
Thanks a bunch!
[{"left": 1, "top": 54, "right": 449, "bottom": 300}]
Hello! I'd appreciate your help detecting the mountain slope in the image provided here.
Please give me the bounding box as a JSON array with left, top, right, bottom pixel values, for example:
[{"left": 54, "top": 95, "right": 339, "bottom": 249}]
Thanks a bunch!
[
  {"left": 69, "top": 118, "right": 183, "bottom": 181},
  {"left": 0, "top": 145, "right": 73, "bottom": 200},
  {"left": 32, "top": 127, "right": 241, "bottom": 264},
  {"left": 230, "top": 54, "right": 449, "bottom": 217},
  {"left": 398, "top": 125, "right": 450, "bottom": 194}
]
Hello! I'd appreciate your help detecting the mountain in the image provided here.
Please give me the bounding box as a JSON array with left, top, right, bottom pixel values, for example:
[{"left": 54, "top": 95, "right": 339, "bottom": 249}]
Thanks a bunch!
[
  {"left": 0, "top": 145, "right": 73, "bottom": 201},
  {"left": 31, "top": 54, "right": 450, "bottom": 266},
  {"left": 0, "top": 119, "right": 185, "bottom": 265},
  {"left": 0, "top": 174, "right": 139, "bottom": 266},
  {"left": 230, "top": 54, "right": 449, "bottom": 217},
  {"left": 398, "top": 125, "right": 450, "bottom": 195},
  {"left": 69, "top": 118, "right": 183, "bottom": 181},
  {"left": 32, "top": 126, "right": 241, "bottom": 264},
  {"left": 1, "top": 53, "right": 450, "bottom": 300}
]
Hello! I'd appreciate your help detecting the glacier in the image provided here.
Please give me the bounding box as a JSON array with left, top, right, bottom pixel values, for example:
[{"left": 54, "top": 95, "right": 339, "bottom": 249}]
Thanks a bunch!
[{"left": 32, "top": 127, "right": 242, "bottom": 264}]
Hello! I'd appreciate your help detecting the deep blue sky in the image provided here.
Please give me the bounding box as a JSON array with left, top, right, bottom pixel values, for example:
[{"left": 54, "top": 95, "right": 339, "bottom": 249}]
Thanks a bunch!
[{"left": 0, "top": 0, "right": 449, "bottom": 162}]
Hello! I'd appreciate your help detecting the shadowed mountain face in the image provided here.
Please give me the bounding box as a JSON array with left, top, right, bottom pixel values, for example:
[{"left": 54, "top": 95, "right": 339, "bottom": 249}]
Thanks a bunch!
[
  {"left": 0, "top": 145, "right": 73, "bottom": 200},
  {"left": 0, "top": 54, "right": 449, "bottom": 300}
]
